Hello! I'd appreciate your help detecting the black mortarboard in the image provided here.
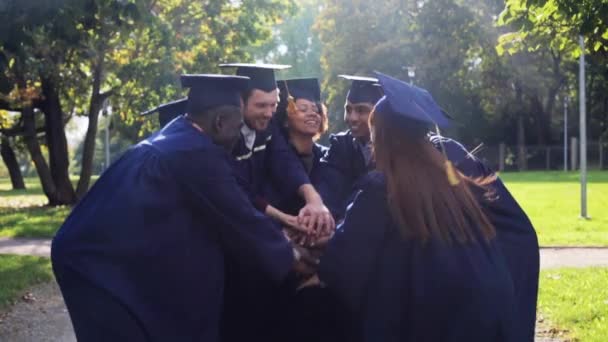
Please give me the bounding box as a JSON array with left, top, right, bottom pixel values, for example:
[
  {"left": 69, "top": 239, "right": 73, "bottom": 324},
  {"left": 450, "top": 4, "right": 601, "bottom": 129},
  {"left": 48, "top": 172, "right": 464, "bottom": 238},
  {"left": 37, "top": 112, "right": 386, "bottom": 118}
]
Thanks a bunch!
[
  {"left": 180, "top": 74, "right": 250, "bottom": 113},
  {"left": 373, "top": 71, "right": 450, "bottom": 128},
  {"left": 339, "top": 74, "right": 383, "bottom": 105},
  {"left": 277, "top": 78, "right": 321, "bottom": 103},
  {"left": 141, "top": 98, "right": 188, "bottom": 126},
  {"left": 219, "top": 63, "right": 290, "bottom": 92}
]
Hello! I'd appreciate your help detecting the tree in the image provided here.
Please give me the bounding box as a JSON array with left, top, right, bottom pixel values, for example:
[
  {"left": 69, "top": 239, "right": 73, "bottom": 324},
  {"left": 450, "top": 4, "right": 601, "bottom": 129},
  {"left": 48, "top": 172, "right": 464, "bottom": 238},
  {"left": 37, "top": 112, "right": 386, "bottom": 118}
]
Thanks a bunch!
[
  {"left": 314, "top": 0, "right": 496, "bottom": 142},
  {"left": 0, "top": 0, "right": 295, "bottom": 205},
  {"left": 253, "top": 0, "right": 321, "bottom": 78},
  {"left": 498, "top": 0, "right": 608, "bottom": 155}
]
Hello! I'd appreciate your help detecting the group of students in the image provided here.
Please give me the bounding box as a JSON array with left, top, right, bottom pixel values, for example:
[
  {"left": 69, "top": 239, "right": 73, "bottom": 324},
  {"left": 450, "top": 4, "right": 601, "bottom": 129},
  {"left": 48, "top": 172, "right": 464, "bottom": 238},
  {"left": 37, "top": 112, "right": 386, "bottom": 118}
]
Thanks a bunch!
[{"left": 50, "top": 63, "right": 540, "bottom": 342}]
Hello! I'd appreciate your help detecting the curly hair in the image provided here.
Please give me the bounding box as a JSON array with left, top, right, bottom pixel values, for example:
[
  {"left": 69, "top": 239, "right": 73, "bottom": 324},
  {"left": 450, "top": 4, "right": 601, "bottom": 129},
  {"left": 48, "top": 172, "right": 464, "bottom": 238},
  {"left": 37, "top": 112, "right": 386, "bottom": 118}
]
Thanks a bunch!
[{"left": 275, "top": 97, "right": 329, "bottom": 141}]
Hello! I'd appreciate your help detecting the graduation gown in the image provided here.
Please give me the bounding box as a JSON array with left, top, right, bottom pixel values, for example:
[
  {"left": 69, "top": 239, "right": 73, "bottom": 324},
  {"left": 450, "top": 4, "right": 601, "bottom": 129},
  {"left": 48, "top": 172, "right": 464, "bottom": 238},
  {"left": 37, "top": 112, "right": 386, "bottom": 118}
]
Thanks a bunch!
[
  {"left": 317, "top": 130, "right": 372, "bottom": 220},
  {"left": 263, "top": 142, "right": 328, "bottom": 215},
  {"left": 51, "top": 117, "right": 293, "bottom": 342},
  {"left": 221, "top": 121, "right": 313, "bottom": 342},
  {"left": 231, "top": 119, "right": 310, "bottom": 201},
  {"left": 429, "top": 134, "right": 540, "bottom": 342},
  {"left": 318, "top": 172, "right": 517, "bottom": 342},
  {"left": 221, "top": 141, "right": 328, "bottom": 342}
]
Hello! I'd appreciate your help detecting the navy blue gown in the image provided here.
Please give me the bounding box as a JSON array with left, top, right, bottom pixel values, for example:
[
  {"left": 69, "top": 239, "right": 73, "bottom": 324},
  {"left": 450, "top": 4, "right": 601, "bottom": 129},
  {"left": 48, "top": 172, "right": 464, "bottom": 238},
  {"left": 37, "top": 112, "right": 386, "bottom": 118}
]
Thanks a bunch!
[
  {"left": 319, "top": 172, "right": 517, "bottom": 342},
  {"left": 221, "top": 121, "right": 314, "bottom": 342},
  {"left": 429, "top": 134, "right": 540, "bottom": 342},
  {"left": 51, "top": 117, "right": 293, "bottom": 342},
  {"left": 318, "top": 130, "right": 372, "bottom": 221},
  {"left": 259, "top": 140, "right": 351, "bottom": 342},
  {"left": 263, "top": 142, "right": 327, "bottom": 215},
  {"left": 231, "top": 119, "right": 310, "bottom": 202}
]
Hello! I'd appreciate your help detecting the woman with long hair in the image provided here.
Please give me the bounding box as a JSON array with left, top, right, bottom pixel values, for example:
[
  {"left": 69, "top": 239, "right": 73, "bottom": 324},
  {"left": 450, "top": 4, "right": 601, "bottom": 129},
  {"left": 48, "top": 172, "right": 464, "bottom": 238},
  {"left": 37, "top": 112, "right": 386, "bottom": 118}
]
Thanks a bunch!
[{"left": 318, "top": 72, "right": 517, "bottom": 341}]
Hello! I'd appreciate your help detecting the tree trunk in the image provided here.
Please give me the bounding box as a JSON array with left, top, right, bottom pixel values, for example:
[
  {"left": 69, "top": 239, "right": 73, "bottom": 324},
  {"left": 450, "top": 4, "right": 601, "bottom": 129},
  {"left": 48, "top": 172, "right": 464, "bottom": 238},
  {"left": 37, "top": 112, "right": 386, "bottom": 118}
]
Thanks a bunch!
[
  {"left": 22, "top": 105, "right": 57, "bottom": 203},
  {"left": 531, "top": 94, "right": 546, "bottom": 145},
  {"left": 515, "top": 82, "right": 527, "bottom": 171},
  {"left": 1, "top": 136, "right": 26, "bottom": 190},
  {"left": 40, "top": 75, "right": 76, "bottom": 205},
  {"left": 517, "top": 114, "right": 527, "bottom": 171},
  {"left": 76, "top": 53, "right": 106, "bottom": 198}
]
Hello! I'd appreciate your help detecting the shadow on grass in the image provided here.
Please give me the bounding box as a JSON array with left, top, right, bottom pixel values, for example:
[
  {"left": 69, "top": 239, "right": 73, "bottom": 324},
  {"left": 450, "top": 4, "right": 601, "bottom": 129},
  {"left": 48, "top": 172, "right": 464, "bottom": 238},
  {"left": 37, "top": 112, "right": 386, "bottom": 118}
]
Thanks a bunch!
[
  {"left": 0, "top": 206, "right": 70, "bottom": 239},
  {"left": 0, "top": 255, "right": 53, "bottom": 310}
]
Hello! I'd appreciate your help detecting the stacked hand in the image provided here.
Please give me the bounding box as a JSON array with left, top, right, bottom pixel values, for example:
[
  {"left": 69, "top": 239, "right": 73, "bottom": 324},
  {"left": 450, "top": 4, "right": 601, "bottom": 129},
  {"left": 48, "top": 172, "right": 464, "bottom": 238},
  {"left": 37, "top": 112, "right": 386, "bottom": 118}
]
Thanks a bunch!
[{"left": 298, "top": 202, "right": 335, "bottom": 236}]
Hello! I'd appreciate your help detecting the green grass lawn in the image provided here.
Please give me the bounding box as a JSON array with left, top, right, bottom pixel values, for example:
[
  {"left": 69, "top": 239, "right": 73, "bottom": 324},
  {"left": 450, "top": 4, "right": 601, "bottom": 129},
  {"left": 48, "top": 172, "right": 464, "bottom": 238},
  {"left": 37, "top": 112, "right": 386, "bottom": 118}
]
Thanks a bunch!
[
  {"left": 0, "top": 178, "right": 70, "bottom": 239},
  {"left": 501, "top": 171, "right": 608, "bottom": 246},
  {"left": 0, "top": 254, "right": 53, "bottom": 310},
  {"left": 539, "top": 267, "right": 608, "bottom": 342},
  {"left": 0, "top": 171, "right": 607, "bottom": 244}
]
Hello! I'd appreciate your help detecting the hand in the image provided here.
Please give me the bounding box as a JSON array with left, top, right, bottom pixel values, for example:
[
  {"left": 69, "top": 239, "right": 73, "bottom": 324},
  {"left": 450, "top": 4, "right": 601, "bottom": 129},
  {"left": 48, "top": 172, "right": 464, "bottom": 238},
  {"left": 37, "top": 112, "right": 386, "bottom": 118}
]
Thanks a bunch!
[
  {"left": 287, "top": 231, "right": 316, "bottom": 248},
  {"left": 298, "top": 202, "right": 335, "bottom": 235},
  {"left": 292, "top": 245, "right": 319, "bottom": 277},
  {"left": 297, "top": 274, "right": 321, "bottom": 291},
  {"left": 281, "top": 214, "right": 312, "bottom": 234},
  {"left": 311, "top": 232, "right": 334, "bottom": 248}
]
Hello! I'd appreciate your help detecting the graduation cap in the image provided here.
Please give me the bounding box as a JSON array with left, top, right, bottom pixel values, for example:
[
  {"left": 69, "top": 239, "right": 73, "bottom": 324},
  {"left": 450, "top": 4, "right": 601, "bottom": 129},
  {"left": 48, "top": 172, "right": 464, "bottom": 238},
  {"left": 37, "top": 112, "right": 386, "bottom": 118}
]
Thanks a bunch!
[
  {"left": 338, "top": 74, "right": 383, "bottom": 105},
  {"left": 219, "top": 63, "right": 290, "bottom": 92},
  {"left": 180, "top": 74, "right": 250, "bottom": 113},
  {"left": 374, "top": 71, "right": 459, "bottom": 185},
  {"left": 373, "top": 71, "right": 450, "bottom": 129},
  {"left": 277, "top": 78, "right": 321, "bottom": 103},
  {"left": 141, "top": 98, "right": 188, "bottom": 127}
]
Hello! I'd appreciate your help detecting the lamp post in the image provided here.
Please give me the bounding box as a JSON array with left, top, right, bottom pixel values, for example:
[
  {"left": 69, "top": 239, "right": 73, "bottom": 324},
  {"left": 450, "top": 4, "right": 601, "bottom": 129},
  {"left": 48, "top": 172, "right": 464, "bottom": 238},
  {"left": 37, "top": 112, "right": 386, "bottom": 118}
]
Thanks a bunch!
[
  {"left": 564, "top": 95, "right": 568, "bottom": 171},
  {"left": 407, "top": 66, "right": 416, "bottom": 86},
  {"left": 579, "top": 35, "right": 588, "bottom": 219}
]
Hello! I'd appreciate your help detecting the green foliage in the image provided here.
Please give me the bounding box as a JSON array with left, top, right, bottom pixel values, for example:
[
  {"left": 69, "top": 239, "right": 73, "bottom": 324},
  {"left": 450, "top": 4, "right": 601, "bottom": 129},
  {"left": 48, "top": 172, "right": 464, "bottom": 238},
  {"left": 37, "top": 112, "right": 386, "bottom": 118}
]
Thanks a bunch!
[
  {"left": 0, "top": 255, "right": 53, "bottom": 310},
  {"left": 315, "top": 0, "right": 503, "bottom": 140},
  {"left": 539, "top": 267, "right": 608, "bottom": 341},
  {"left": 501, "top": 171, "right": 608, "bottom": 246},
  {"left": 253, "top": 0, "right": 321, "bottom": 79},
  {"left": 498, "top": 0, "right": 608, "bottom": 56}
]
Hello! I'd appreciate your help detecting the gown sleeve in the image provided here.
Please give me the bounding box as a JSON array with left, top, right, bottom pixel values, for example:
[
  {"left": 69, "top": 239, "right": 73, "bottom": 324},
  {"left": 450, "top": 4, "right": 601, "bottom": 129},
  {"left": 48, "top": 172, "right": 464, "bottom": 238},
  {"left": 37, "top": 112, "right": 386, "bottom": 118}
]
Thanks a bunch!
[
  {"left": 318, "top": 177, "right": 389, "bottom": 312},
  {"left": 170, "top": 147, "right": 294, "bottom": 284},
  {"left": 317, "top": 135, "right": 352, "bottom": 220},
  {"left": 266, "top": 120, "right": 311, "bottom": 197}
]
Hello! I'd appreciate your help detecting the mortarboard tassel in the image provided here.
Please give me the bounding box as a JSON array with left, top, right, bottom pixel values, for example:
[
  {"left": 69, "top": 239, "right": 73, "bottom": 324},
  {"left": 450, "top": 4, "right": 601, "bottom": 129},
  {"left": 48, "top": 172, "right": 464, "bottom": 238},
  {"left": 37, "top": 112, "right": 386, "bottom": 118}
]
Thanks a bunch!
[
  {"left": 435, "top": 125, "right": 460, "bottom": 186},
  {"left": 445, "top": 160, "right": 460, "bottom": 186},
  {"left": 283, "top": 80, "right": 298, "bottom": 115}
]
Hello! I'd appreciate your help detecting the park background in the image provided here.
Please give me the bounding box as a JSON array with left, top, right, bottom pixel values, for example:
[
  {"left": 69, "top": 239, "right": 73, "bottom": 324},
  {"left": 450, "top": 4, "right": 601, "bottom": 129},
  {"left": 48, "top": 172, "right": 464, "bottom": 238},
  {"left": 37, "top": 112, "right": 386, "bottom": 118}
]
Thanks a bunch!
[{"left": 0, "top": 0, "right": 607, "bottom": 341}]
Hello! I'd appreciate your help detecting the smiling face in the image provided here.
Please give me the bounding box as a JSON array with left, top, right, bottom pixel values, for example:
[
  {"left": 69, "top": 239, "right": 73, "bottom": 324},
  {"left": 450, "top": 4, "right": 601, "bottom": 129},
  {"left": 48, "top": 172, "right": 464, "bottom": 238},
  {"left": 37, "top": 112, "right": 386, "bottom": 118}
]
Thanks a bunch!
[
  {"left": 243, "top": 88, "right": 278, "bottom": 131},
  {"left": 344, "top": 100, "right": 373, "bottom": 140},
  {"left": 287, "top": 98, "right": 323, "bottom": 138}
]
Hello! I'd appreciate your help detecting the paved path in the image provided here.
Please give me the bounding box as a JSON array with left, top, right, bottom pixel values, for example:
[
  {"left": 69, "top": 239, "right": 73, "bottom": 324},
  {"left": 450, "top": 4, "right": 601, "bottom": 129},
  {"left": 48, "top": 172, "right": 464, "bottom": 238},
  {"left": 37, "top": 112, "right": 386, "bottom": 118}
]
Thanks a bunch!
[
  {"left": 539, "top": 247, "right": 608, "bottom": 269},
  {"left": 3, "top": 237, "right": 608, "bottom": 269},
  {"left": 1, "top": 238, "right": 606, "bottom": 341},
  {"left": 0, "top": 282, "right": 75, "bottom": 342},
  {"left": 0, "top": 238, "right": 52, "bottom": 257}
]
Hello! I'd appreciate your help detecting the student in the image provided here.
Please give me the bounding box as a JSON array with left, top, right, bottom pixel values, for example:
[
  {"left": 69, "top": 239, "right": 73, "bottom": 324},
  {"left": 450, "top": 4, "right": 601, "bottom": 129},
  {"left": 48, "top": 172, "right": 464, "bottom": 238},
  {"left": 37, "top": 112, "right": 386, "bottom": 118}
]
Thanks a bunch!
[
  {"left": 319, "top": 75, "right": 383, "bottom": 220},
  {"left": 318, "top": 72, "right": 517, "bottom": 342},
  {"left": 264, "top": 78, "right": 329, "bottom": 228},
  {"left": 220, "top": 63, "right": 334, "bottom": 233},
  {"left": 51, "top": 74, "right": 298, "bottom": 342},
  {"left": 397, "top": 81, "right": 539, "bottom": 341}
]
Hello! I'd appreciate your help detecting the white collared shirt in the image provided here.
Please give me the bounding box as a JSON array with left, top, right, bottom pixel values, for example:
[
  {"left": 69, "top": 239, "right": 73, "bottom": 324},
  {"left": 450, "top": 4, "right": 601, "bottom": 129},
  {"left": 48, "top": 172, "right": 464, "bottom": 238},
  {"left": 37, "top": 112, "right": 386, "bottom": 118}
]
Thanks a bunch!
[{"left": 241, "top": 124, "right": 257, "bottom": 151}]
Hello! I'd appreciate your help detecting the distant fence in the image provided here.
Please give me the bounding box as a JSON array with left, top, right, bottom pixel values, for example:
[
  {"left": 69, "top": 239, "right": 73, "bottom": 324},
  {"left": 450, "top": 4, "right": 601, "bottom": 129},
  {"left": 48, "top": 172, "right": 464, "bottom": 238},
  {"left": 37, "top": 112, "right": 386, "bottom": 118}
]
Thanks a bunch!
[{"left": 475, "top": 139, "right": 607, "bottom": 172}]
